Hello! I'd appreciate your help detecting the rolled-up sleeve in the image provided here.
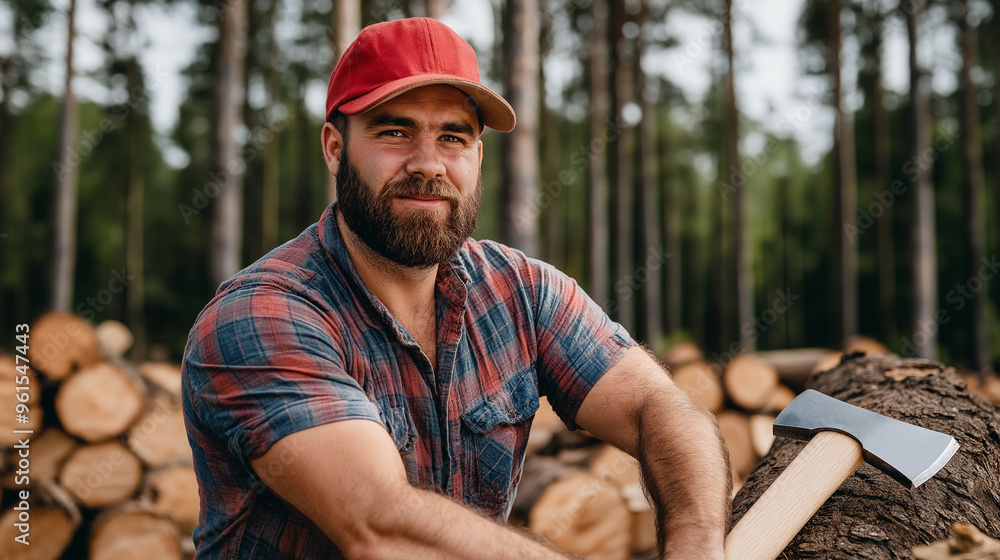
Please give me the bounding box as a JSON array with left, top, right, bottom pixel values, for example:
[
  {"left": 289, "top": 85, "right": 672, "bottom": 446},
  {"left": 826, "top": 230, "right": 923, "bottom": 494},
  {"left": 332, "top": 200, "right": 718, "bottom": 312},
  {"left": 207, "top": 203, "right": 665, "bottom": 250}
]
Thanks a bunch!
[{"left": 523, "top": 258, "right": 636, "bottom": 430}]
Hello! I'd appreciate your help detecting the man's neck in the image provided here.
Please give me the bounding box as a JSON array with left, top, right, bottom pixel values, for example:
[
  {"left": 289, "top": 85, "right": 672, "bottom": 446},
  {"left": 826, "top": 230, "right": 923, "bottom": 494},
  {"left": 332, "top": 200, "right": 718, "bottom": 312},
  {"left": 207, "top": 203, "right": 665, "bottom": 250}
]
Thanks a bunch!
[{"left": 336, "top": 212, "right": 438, "bottom": 327}]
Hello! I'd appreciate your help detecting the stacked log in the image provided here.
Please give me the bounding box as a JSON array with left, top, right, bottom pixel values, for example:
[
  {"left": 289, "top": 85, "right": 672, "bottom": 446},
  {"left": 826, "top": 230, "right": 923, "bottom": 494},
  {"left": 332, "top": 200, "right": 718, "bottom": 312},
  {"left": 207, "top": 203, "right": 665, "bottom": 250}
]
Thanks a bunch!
[{"left": 0, "top": 313, "right": 195, "bottom": 559}]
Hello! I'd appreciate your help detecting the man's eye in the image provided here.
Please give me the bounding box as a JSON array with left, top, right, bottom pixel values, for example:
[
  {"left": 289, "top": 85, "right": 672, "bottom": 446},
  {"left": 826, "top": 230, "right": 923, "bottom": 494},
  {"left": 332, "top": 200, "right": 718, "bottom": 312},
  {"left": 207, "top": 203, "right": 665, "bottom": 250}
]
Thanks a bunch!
[
  {"left": 380, "top": 130, "right": 404, "bottom": 137},
  {"left": 441, "top": 135, "right": 464, "bottom": 144}
]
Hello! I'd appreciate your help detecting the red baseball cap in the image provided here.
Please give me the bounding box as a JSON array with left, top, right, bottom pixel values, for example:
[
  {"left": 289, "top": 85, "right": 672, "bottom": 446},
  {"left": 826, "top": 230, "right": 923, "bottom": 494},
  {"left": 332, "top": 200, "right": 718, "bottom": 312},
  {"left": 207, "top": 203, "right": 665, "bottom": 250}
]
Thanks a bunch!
[{"left": 325, "top": 17, "right": 516, "bottom": 133}]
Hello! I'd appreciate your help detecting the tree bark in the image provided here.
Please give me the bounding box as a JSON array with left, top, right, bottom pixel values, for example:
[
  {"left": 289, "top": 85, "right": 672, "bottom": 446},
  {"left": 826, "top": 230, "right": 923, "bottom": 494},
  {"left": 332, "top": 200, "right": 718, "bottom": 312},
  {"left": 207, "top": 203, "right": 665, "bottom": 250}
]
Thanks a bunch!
[
  {"left": 957, "top": 0, "right": 990, "bottom": 375},
  {"left": 829, "top": 0, "right": 858, "bottom": 348},
  {"left": 500, "top": 0, "right": 540, "bottom": 257},
  {"left": 209, "top": 0, "right": 248, "bottom": 289},
  {"left": 610, "top": 1, "right": 634, "bottom": 331},
  {"left": 635, "top": 0, "right": 660, "bottom": 346},
  {"left": 587, "top": 0, "right": 610, "bottom": 308},
  {"left": 50, "top": 0, "right": 79, "bottom": 312},
  {"left": 723, "top": 0, "right": 752, "bottom": 352},
  {"left": 906, "top": 0, "right": 937, "bottom": 359},
  {"left": 731, "top": 353, "right": 1000, "bottom": 558}
]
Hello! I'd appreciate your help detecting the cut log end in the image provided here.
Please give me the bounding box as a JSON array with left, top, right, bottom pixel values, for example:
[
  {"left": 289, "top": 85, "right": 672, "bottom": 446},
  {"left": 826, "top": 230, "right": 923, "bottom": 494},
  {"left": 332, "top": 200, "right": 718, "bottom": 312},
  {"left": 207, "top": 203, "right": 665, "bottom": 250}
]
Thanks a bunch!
[
  {"left": 60, "top": 442, "right": 144, "bottom": 508},
  {"left": 95, "top": 320, "right": 134, "bottom": 358},
  {"left": 672, "top": 361, "right": 724, "bottom": 413},
  {"left": 55, "top": 362, "right": 145, "bottom": 442},
  {"left": 90, "top": 508, "right": 182, "bottom": 560},
  {"left": 126, "top": 400, "right": 191, "bottom": 468},
  {"left": 26, "top": 312, "right": 102, "bottom": 380},
  {"left": 528, "top": 471, "right": 632, "bottom": 560},
  {"left": 724, "top": 354, "right": 779, "bottom": 411}
]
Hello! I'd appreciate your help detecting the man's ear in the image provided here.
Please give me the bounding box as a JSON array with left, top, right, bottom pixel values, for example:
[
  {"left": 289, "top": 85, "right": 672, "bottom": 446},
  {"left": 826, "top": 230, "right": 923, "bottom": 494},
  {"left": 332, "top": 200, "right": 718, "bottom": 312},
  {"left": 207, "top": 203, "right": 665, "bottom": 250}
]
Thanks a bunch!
[{"left": 321, "top": 122, "right": 344, "bottom": 175}]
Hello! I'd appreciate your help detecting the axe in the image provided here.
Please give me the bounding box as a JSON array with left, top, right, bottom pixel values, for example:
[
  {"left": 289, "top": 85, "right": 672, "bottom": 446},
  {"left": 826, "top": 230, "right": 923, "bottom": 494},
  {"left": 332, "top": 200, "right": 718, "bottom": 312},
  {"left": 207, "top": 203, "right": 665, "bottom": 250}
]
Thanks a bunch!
[{"left": 724, "top": 389, "right": 960, "bottom": 560}]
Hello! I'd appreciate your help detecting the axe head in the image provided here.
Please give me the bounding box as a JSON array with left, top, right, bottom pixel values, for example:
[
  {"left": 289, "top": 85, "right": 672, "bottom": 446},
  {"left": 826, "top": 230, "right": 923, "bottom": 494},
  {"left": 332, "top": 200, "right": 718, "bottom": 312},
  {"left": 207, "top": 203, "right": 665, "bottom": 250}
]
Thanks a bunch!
[{"left": 773, "top": 389, "right": 959, "bottom": 488}]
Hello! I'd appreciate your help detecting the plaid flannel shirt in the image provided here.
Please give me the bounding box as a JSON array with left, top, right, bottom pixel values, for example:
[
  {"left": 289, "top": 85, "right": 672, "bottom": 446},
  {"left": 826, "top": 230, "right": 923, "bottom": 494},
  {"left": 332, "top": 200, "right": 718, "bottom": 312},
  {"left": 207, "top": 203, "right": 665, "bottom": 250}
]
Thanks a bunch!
[{"left": 181, "top": 203, "right": 635, "bottom": 559}]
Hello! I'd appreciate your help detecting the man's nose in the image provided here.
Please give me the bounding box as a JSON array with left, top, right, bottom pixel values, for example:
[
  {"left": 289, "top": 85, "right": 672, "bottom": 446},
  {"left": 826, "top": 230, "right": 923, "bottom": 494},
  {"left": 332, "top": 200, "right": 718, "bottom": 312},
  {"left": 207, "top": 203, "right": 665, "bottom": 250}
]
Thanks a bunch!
[{"left": 404, "top": 136, "right": 446, "bottom": 179}]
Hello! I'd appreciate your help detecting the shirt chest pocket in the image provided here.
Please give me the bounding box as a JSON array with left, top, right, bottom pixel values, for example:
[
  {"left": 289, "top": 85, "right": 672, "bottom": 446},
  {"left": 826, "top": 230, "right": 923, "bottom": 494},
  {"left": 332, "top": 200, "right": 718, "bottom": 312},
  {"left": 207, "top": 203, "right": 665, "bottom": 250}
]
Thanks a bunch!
[{"left": 459, "top": 366, "right": 540, "bottom": 518}]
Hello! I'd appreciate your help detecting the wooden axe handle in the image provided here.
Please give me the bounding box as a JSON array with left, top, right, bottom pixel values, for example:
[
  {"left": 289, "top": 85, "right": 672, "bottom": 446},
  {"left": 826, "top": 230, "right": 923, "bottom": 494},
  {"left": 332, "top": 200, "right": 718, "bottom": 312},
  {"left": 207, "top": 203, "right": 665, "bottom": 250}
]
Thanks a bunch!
[{"left": 725, "top": 430, "right": 864, "bottom": 560}]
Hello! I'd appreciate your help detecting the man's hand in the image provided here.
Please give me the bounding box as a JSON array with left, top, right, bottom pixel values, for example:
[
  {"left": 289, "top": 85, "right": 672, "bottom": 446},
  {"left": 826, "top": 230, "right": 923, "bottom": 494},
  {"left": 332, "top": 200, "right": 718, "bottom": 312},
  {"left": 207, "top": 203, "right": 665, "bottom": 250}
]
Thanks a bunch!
[
  {"left": 251, "top": 418, "right": 572, "bottom": 559},
  {"left": 575, "top": 346, "right": 731, "bottom": 560}
]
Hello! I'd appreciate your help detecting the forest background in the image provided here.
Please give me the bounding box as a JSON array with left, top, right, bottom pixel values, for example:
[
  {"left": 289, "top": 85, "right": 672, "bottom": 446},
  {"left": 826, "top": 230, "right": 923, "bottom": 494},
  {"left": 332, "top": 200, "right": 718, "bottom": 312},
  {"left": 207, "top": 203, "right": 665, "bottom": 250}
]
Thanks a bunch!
[{"left": 1, "top": 0, "right": 998, "bottom": 375}]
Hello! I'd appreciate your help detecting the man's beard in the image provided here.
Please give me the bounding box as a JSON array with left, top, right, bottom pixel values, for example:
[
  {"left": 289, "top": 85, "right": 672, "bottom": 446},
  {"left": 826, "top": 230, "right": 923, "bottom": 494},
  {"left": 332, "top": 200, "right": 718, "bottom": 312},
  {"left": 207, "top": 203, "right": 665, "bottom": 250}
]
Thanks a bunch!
[{"left": 335, "top": 150, "right": 482, "bottom": 269}]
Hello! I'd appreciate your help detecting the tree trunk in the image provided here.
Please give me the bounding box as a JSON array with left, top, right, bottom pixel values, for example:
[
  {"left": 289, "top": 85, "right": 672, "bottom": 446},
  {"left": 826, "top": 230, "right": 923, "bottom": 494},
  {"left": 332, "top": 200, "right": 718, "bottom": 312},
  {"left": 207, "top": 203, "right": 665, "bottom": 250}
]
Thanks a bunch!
[
  {"left": 50, "top": 0, "right": 79, "bottom": 312},
  {"left": 425, "top": 0, "right": 448, "bottom": 19},
  {"left": 0, "top": 8, "right": 18, "bottom": 329},
  {"left": 635, "top": 0, "right": 660, "bottom": 346},
  {"left": 660, "top": 108, "right": 680, "bottom": 338},
  {"left": 330, "top": 0, "right": 361, "bottom": 205},
  {"left": 610, "top": 1, "right": 634, "bottom": 331},
  {"left": 957, "top": 0, "right": 990, "bottom": 375},
  {"left": 731, "top": 353, "right": 1000, "bottom": 558},
  {"left": 587, "top": 0, "right": 610, "bottom": 308},
  {"left": 906, "top": 0, "right": 937, "bottom": 359},
  {"left": 500, "top": 0, "right": 540, "bottom": 257},
  {"left": 209, "top": 0, "right": 248, "bottom": 290},
  {"left": 261, "top": 0, "right": 281, "bottom": 253},
  {"left": 994, "top": 0, "right": 1000, "bottom": 336},
  {"left": 723, "top": 0, "right": 752, "bottom": 352},
  {"left": 870, "top": 6, "right": 897, "bottom": 347},
  {"left": 829, "top": 0, "right": 858, "bottom": 348},
  {"left": 539, "top": 10, "right": 562, "bottom": 270},
  {"left": 125, "top": 57, "right": 146, "bottom": 360}
]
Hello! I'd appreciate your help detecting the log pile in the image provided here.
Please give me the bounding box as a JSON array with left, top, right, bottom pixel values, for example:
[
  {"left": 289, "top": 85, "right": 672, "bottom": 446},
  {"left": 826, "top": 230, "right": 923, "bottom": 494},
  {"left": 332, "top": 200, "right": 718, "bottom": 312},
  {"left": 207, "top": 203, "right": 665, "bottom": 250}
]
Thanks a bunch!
[
  {"left": 1, "top": 312, "right": 196, "bottom": 559},
  {"left": 518, "top": 339, "right": 1000, "bottom": 559}
]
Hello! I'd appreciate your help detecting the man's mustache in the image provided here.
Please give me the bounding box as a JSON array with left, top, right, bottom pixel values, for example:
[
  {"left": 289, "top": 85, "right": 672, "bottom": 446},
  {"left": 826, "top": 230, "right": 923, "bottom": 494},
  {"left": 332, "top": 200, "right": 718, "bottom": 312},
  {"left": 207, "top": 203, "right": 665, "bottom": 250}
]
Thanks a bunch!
[{"left": 381, "top": 178, "right": 460, "bottom": 206}]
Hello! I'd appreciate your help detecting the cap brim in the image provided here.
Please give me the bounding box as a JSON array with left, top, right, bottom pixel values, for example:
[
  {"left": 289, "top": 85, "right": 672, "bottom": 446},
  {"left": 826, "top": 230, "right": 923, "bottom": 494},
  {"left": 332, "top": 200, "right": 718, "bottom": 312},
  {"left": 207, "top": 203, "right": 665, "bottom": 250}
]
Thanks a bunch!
[{"left": 337, "top": 74, "right": 516, "bottom": 133}]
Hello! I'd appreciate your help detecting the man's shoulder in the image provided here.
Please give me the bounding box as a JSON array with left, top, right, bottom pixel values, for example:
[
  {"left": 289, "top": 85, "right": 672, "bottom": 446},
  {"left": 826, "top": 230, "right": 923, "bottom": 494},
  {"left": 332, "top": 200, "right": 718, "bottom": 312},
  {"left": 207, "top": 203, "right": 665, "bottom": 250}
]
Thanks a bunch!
[
  {"left": 219, "top": 224, "right": 330, "bottom": 297},
  {"left": 457, "top": 239, "right": 561, "bottom": 283},
  {"left": 457, "top": 239, "right": 527, "bottom": 274}
]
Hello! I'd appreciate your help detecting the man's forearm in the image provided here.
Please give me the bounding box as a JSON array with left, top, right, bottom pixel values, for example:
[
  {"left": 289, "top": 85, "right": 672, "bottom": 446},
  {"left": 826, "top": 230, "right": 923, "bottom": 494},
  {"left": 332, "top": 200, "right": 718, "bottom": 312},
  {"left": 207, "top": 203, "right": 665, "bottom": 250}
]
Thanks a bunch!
[
  {"left": 636, "top": 393, "right": 732, "bottom": 559},
  {"left": 348, "top": 486, "right": 573, "bottom": 560}
]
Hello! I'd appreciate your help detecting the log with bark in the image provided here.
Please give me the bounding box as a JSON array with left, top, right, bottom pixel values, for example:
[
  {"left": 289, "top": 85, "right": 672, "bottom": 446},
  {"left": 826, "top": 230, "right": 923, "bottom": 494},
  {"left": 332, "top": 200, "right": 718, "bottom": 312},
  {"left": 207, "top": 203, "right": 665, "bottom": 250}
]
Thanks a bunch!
[{"left": 731, "top": 353, "right": 1000, "bottom": 558}]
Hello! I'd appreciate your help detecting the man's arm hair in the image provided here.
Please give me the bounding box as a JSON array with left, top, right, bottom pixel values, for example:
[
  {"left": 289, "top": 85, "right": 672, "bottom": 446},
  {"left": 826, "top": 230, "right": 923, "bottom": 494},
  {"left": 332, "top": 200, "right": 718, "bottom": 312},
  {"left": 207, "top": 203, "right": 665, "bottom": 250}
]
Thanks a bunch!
[
  {"left": 574, "top": 346, "right": 731, "bottom": 560},
  {"left": 251, "top": 418, "right": 573, "bottom": 560}
]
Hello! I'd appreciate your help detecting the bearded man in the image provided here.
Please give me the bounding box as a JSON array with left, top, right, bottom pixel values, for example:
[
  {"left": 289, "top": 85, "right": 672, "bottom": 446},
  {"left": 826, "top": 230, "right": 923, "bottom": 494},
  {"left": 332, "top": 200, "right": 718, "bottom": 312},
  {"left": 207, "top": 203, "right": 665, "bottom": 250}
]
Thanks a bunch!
[{"left": 182, "top": 17, "right": 730, "bottom": 560}]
